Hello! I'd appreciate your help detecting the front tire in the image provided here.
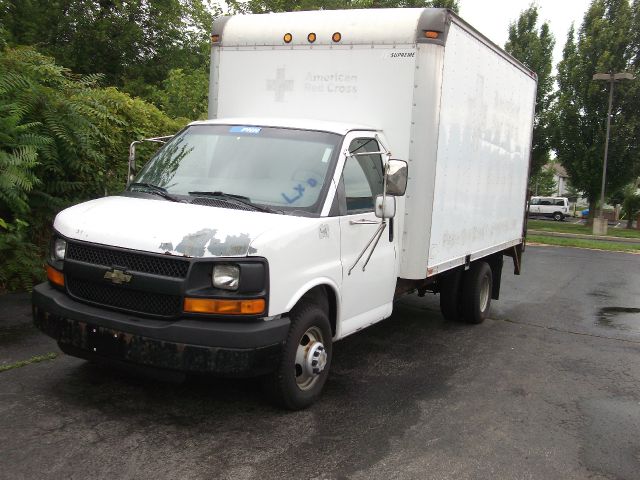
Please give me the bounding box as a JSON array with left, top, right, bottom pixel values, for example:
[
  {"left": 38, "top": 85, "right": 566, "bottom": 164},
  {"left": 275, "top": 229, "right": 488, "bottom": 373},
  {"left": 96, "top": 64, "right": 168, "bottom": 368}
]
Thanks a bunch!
[
  {"left": 553, "top": 212, "right": 564, "bottom": 221},
  {"left": 462, "top": 261, "right": 493, "bottom": 324},
  {"left": 263, "top": 303, "right": 332, "bottom": 410}
]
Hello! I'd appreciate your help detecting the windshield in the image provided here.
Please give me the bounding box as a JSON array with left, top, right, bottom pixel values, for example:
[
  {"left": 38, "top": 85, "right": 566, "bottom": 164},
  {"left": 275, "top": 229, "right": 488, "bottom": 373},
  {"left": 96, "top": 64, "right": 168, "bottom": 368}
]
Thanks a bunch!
[{"left": 134, "top": 125, "right": 341, "bottom": 214}]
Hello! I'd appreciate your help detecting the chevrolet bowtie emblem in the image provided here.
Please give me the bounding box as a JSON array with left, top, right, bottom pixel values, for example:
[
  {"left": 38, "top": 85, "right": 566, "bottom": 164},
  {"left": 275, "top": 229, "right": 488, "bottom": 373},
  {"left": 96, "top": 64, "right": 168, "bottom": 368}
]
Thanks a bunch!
[{"left": 103, "top": 269, "right": 132, "bottom": 284}]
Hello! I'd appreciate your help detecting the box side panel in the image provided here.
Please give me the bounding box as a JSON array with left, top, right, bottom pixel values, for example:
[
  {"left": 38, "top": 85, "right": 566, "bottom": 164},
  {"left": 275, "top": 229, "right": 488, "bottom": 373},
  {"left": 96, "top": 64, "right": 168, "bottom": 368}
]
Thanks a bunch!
[
  {"left": 213, "top": 45, "right": 417, "bottom": 160},
  {"left": 427, "top": 23, "right": 535, "bottom": 272},
  {"left": 398, "top": 44, "right": 445, "bottom": 279}
]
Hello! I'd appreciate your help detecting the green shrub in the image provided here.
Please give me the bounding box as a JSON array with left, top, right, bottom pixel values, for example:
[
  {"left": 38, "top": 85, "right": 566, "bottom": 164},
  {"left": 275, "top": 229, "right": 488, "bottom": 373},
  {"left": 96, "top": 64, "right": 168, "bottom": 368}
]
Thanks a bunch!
[
  {"left": 0, "top": 46, "right": 186, "bottom": 291},
  {"left": 0, "top": 218, "right": 44, "bottom": 292}
]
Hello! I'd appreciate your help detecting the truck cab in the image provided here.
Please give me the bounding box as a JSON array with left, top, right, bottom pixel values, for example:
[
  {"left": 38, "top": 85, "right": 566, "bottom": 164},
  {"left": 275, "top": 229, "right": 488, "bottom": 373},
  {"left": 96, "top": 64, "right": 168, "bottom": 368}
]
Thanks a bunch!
[{"left": 34, "top": 118, "right": 408, "bottom": 409}]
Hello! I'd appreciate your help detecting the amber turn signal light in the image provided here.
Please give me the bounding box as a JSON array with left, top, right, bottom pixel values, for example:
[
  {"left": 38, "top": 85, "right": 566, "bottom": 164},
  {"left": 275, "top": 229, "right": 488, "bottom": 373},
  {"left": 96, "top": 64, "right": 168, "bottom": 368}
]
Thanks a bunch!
[
  {"left": 332, "top": 32, "right": 341, "bottom": 43},
  {"left": 184, "top": 297, "right": 265, "bottom": 315},
  {"left": 424, "top": 31, "right": 439, "bottom": 39},
  {"left": 307, "top": 32, "right": 316, "bottom": 43},
  {"left": 46, "top": 265, "right": 65, "bottom": 287},
  {"left": 284, "top": 32, "right": 293, "bottom": 43}
]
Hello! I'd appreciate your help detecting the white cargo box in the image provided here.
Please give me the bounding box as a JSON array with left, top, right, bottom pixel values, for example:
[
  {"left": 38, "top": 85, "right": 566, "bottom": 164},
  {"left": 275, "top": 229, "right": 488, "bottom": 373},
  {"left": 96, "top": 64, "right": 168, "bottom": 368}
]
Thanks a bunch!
[{"left": 209, "top": 8, "right": 536, "bottom": 280}]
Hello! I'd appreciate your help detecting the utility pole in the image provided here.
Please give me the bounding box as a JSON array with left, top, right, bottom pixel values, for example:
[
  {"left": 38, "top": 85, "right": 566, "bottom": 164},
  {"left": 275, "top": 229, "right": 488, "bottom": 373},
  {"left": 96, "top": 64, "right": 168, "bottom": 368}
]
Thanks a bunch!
[{"left": 591, "top": 72, "right": 635, "bottom": 235}]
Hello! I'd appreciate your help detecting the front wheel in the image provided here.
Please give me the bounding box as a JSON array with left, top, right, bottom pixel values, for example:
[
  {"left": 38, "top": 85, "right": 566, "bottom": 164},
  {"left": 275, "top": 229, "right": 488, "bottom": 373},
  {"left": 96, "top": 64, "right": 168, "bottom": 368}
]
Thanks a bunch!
[
  {"left": 462, "top": 261, "right": 493, "bottom": 324},
  {"left": 263, "top": 304, "right": 332, "bottom": 410},
  {"left": 553, "top": 212, "right": 564, "bottom": 221}
]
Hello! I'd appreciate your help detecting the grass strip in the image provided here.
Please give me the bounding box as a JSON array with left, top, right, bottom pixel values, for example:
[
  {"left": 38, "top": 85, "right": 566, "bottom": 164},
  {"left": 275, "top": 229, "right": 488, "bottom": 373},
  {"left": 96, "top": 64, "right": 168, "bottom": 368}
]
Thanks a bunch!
[
  {"left": 527, "top": 234, "right": 640, "bottom": 253},
  {"left": 528, "top": 219, "right": 640, "bottom": 239},
  {"left": 0, "top": 352, "right": 58, "bottom": 373}
]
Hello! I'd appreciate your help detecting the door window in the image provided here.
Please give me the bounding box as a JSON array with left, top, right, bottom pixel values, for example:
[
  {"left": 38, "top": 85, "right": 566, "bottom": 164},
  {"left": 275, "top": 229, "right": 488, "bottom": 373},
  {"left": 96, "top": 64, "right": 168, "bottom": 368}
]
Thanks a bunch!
[{"left": 342, "top": 138, "right": 384, "bottom": 213}]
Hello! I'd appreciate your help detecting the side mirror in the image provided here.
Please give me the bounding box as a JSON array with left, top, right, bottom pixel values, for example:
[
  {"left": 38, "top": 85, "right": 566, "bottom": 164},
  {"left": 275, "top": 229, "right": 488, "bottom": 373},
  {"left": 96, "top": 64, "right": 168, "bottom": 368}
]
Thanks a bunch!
[
  {"left": 385, "top": 159, "right": 408, "bottom": 196},
  {"left": 375, "top": 195, "right": 396, "bottom": 219}
]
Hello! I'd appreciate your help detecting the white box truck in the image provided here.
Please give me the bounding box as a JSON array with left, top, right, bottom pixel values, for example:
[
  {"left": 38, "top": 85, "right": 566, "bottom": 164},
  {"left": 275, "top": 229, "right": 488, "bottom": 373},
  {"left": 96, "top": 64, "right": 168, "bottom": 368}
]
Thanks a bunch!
[{"left": 33, "top": 8, "right": 536, "bottom": 409}]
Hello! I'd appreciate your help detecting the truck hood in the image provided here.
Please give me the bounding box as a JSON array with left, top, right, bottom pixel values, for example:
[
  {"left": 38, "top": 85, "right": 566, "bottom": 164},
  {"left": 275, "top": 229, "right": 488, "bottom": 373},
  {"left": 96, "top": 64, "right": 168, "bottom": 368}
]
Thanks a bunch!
[{"left": 54, "top": 196, "right": 308, "bottom": 257}]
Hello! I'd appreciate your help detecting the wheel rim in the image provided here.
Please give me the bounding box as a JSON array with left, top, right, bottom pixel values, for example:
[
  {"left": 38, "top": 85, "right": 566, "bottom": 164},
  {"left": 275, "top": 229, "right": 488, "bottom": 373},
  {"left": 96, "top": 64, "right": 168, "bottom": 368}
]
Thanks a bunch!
[
  {"left": 294, "top": 326, "right": 327, "bottom": 391},
  {"left": 479, "top": 274, "right": 490, "bottom": 313}
]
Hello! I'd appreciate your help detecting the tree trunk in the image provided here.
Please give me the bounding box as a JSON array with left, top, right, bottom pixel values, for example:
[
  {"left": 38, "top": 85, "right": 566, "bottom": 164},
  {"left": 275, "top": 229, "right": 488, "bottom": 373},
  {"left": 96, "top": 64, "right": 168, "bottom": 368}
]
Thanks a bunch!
[{"left": 586, "top": 199, "right": 597, "bottom": 227}]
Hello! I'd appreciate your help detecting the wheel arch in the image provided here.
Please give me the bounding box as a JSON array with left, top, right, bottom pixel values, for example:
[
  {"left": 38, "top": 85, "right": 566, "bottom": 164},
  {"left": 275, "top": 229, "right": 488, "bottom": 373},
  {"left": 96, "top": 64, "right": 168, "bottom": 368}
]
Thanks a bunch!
[{"left": 285, "top": 278, "right": 340, "bottom": 338}]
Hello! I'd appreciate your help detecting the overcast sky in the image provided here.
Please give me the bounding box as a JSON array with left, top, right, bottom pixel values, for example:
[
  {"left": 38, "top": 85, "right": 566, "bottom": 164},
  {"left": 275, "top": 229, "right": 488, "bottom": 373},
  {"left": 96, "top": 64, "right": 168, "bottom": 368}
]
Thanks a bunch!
[{"left": 458, "top": 0, "right": 593, "bottom": 68}]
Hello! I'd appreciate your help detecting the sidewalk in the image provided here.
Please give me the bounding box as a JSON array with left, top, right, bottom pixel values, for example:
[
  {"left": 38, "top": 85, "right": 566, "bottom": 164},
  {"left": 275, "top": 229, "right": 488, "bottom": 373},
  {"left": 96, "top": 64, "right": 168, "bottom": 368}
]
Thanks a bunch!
[{"left": 527, "top": 229, "right": 640, "bottom": 244}]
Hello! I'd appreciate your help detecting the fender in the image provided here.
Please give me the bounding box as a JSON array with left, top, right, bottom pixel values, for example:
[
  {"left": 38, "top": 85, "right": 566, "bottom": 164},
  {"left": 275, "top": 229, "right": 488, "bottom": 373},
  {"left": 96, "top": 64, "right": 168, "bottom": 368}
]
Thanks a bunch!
[{"left": 284, "top": 277, "right": 342, "bottom": 339}]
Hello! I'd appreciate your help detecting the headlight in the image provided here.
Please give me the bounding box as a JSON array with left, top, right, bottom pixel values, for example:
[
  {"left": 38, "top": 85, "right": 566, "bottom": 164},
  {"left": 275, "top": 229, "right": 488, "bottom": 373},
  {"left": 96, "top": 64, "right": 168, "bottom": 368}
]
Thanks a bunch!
[
  {"left": 53, "top": 238, "right": 67, "bottom": 260},
  {"left": 212, "top": 264, "right": 239, "bottom": 290}
]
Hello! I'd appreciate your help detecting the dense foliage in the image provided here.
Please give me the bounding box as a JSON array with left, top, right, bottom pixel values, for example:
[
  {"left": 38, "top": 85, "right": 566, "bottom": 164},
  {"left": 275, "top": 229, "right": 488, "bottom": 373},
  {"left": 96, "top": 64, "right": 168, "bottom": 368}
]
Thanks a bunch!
[
  {"left": 228, "top": 0, "right": 458, "bottom": 14},
  {"left": 0, "top": 45, "right": 184, "bottom": 291},
  {"left": 0, "top": 0, "right": 217, "bottom": 99}
]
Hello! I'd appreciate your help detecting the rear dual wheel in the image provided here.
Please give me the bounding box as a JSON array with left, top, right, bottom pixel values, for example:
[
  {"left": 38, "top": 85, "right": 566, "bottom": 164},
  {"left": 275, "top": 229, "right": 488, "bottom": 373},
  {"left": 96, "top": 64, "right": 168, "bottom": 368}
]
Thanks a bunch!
[
  {"left": 439, "top": 261, "right": 493, "bottom": 324},
  {"left": 462, "top": 261, "right": 493, "bottom": 324}
]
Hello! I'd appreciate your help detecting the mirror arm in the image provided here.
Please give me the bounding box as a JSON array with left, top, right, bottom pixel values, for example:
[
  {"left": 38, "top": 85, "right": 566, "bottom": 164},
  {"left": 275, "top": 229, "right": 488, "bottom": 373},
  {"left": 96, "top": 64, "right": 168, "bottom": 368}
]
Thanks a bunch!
[
  {"left": 127, "top": 135, "right": 174, "bottom": 187},
  {"left": 361, "top": 222, "right": 387, "bottom": 271},
  {"left": 347, "top": 221, "right": 387, "bottom": 275},
  {"left": 127, "top": 140, "right": 142, "bottom": 187}
]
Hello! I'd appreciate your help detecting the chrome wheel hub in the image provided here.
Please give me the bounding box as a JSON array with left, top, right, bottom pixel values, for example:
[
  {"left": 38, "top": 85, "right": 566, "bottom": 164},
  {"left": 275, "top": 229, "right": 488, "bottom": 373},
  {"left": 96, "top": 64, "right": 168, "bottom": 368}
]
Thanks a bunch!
[
  {"left": 479, "top": 275, "right": 490, "bottom": 312},
  {"left": 295, "top": 326, "right": 327, "bottom": 390}
]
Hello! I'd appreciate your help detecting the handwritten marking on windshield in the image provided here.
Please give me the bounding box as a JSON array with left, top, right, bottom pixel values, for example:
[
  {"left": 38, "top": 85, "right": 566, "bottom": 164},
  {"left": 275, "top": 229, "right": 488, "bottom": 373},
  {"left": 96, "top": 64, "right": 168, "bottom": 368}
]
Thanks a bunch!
[{"left": 281, "top": 178, "right": 319, "bottom": 204}]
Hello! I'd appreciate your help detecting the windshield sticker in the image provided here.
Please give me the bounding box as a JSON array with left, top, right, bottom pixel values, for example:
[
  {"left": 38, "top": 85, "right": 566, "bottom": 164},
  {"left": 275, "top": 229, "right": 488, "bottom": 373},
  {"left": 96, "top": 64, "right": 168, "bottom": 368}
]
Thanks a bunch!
[
  {"left": 229, "top": 126, "right": 261, "bottom": 134},
  {"left": 321, "top": 148, "right": 332, "bottom": 163},
  {"left": 282, "top": 178, "right": 319, "bottom": 204}
]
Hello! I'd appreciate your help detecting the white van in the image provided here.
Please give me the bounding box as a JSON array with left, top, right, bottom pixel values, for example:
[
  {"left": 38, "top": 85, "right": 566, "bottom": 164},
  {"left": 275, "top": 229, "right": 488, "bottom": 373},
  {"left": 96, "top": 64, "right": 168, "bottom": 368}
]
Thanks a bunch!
[{"left": 529, "top": 196, "right": 569, "bottom": 221}]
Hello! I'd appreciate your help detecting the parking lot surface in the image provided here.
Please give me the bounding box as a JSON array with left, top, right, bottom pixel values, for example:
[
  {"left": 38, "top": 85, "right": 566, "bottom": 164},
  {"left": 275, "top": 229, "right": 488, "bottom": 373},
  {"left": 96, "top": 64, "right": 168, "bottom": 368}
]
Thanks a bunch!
[{"left": 1, "top": 245, "right": 639, "bottom": 480}]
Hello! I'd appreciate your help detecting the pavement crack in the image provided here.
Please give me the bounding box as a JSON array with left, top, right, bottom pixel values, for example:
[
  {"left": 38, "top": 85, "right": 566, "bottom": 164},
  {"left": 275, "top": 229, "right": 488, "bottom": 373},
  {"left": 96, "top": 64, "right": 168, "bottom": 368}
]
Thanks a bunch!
[{"left": 494, "top": 317, "right": 640, "bottom": 345}]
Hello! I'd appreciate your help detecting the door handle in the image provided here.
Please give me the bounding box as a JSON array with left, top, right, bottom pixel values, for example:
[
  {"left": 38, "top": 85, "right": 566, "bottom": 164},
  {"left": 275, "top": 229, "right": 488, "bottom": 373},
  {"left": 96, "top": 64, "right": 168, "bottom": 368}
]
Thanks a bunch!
[{"left": 349, "top": 219, "right": 379, "bottom": 225}]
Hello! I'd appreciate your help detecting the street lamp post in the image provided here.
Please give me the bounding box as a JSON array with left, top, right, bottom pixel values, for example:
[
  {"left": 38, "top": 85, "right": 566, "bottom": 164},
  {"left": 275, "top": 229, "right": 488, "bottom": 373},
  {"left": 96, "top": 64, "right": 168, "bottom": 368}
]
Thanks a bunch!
[{"left": 591, "top": 72, "right": 635, "bottom": 235}]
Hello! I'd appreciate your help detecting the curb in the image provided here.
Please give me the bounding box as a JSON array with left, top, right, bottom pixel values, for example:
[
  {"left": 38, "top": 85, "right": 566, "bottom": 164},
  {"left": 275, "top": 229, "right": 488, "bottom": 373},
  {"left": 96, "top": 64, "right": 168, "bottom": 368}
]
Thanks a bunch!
[{"left": 527, "top": 229, "right": 640, "bottom": 244}]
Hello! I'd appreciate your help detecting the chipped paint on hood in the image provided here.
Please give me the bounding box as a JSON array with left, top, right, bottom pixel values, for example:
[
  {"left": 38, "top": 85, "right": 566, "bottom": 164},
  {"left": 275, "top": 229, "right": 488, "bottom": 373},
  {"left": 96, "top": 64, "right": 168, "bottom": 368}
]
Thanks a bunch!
[{"left": 54, "top": 196, "right": 310, "bottom": 257}]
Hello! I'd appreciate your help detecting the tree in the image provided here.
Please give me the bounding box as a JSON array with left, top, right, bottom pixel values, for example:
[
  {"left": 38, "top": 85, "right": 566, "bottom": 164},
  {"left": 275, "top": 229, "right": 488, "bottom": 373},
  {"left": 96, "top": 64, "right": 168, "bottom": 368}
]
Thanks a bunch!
[
  {"left": 151, "top": 68, "right": 209, "bottom": 120},
  {"left": 504, "top": 5, "right": 555, "bottom": 178},
  {"left": 229, "top": 0, "right": 459, "bottom": 14},
  {"left": 552, "top": 0, "right": 637, "bottom": 219},
  {"left": 529, "top": 167, "right": 556, "bottom": 196},
  {"left": 0, "top": 0, "right": 218, "bottom": 98},
  {"left": 620, "top": 182, "right": 640, "bottom": 228}
]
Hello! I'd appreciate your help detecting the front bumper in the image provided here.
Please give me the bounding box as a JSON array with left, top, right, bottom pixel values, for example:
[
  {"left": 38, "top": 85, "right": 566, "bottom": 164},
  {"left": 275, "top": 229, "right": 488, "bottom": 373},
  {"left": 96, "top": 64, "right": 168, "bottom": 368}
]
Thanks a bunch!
[{"left": 32, "top": 283, "right": 290, "bottom": 376}]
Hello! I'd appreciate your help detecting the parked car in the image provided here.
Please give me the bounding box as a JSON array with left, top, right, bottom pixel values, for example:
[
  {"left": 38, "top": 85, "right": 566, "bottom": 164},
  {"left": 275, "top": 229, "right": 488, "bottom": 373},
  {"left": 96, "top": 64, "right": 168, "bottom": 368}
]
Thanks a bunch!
[{"left": 529, "top": 196, "right": 569, "bottom": 221}]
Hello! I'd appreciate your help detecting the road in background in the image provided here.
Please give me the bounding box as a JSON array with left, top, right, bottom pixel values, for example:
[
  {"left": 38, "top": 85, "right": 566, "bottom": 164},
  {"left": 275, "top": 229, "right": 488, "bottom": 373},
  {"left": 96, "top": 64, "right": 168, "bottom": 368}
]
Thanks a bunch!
[{"left": 1, "top": 245, "right": 639, "bottom": 480}]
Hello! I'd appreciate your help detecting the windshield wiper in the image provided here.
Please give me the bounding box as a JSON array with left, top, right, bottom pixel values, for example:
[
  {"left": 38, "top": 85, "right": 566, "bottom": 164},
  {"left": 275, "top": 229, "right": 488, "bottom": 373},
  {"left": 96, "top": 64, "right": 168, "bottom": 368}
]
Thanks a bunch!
[
  {"left": 188, "top": 191, "right": 282, "bottom": 214},
  {"left": 129, "top": 182, "right": 182, "bottom": 202}
]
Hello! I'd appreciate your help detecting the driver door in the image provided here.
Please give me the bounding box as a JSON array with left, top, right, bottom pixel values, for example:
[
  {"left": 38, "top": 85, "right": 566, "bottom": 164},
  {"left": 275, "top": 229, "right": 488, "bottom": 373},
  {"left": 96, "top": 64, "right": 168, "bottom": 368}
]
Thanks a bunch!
[{"left": 338, "top": 135, "right": 397, "bottom": 337}]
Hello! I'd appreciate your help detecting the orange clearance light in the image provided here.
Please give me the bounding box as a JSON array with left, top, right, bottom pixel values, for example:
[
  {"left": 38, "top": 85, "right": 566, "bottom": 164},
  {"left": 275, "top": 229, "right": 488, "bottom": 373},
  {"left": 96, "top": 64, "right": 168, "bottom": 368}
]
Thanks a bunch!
[
  {"left": 184, "top": 298, "right": 265, "bottom": 315},
  {"left": 210, "top": 34, "right": 220, "bottom": 43},
  {"left": 283, "top": 32, "right": 293, "bottom": 43},
  {"left": 46, "top": 265, "right": 65, "bottom": 287},
  {"left": 424, "top": 31, "right": 439, "bottom": 39},
  {"left": 307, "top": 32, "right": 316, "bottom": 43},
  {"left": 332, "top": 32, "right": 341, "bottom": 43}
]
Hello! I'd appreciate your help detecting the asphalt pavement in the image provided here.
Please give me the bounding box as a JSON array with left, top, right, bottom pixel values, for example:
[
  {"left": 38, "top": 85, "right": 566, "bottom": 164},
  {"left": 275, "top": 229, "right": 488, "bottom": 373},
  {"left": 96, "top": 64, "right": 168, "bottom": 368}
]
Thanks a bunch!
[{"left": 1, "top": 245, "right": 639, "bottom": 480}]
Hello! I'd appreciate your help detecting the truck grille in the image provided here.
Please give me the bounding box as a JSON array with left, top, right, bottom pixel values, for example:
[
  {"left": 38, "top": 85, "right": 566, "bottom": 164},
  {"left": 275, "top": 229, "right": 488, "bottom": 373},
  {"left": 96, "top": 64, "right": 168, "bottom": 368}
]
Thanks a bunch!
[
  {"left": 66, "top": 277, "right": 181, "bottom": 317},
  {"left": 66, "top": 242, "right": 189, "bottom": 278}
]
